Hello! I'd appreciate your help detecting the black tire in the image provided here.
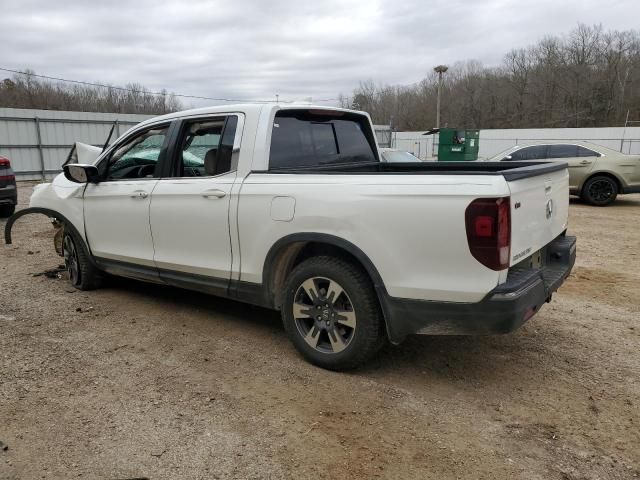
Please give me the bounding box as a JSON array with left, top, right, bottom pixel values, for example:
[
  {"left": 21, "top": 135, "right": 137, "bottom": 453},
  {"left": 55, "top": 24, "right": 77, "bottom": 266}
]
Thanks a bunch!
[
  {"left": 62, "top": 230, "right": 103, "bottom": 290},
  {"left": 281, "top": 256, "right": 385, "bottom": 370},
  {"left": 0, "top": 204, "right": 15, "bottom": 218},
  {"left": 581, "top": 175, "right": 618, "bottom": 206}
]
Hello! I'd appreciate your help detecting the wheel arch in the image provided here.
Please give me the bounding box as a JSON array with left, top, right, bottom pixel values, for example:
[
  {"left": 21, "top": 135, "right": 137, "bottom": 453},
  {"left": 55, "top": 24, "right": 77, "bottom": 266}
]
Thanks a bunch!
[
  {"left": 580, "top": 170, "right": 625, "bottom": 194},
  {"left": 4, "top": 207, "right": 98, "bottom": 268},
  {"left": 262, "top": 233, "right": 394, "bottom": 339}
]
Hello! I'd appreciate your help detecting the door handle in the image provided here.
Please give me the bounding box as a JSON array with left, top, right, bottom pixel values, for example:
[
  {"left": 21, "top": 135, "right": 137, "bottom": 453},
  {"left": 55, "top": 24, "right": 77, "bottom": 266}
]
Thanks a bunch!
[
  {"left": 579, "top": 160, "right": 592, "bottom": 165},
  {"left": 201, "top": 189, "right": 226, "bottom": 199},
  {"left": 130, "top": 190, "right": 149, "bottom": 199}
]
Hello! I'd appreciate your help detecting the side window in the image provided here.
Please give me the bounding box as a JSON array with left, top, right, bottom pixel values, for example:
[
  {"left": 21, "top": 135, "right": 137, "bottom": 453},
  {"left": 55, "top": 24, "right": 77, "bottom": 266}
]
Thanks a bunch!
[
  {"left": 509, "top": 145, "right": 548, "bottom": 160},
  {"left": 269, "top": 110, "right": 377, "bottom": 169},
  {"left": 176, "top": 116, "right": 238, "bottom": 177},
  {"left": 103, "top": 126, "right": 168, "bottom": 180},
  {"left": 548, "top": 144, "right": 579, "bottom": 158},
  {"left": 577, "top": 146, "right": 600, "bottom": 157}
]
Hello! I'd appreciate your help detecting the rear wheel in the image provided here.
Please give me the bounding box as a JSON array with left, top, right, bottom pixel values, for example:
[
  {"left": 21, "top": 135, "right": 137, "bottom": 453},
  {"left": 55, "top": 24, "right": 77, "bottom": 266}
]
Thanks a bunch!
[
  {"left": 281, "top": 256, "right": 385, "bottom": 370},
  {"left": 0, "top": 204, "right": 15, "bottom": 217},
  {"left": 582, "top": 175, "right": 618, "bottom": 206},
  {"left": 63, "top": 231, "right": 103, "bottom": 290}
]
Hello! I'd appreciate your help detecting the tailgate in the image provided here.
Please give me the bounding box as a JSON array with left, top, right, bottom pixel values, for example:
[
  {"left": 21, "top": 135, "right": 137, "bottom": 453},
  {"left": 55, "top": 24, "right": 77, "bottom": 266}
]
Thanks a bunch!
[{"left": 508, "top": 165, "right": 569, "bottom": 266}]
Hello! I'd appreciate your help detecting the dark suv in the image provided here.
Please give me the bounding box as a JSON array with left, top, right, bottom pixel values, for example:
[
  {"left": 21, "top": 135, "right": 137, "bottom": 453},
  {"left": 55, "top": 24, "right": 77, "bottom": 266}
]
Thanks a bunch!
[{"left": 0, "top": 156, "right": 17, "bottom": 217}]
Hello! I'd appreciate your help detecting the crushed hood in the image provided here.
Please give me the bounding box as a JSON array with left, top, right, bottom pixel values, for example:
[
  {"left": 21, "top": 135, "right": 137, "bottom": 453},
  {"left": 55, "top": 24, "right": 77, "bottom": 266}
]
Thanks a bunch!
[{"left": 68, "top": 142, "right": 102, "bottom": 165}]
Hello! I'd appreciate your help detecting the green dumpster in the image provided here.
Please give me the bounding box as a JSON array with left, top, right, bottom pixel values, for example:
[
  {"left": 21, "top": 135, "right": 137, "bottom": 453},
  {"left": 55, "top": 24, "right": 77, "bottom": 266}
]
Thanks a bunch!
[{"left": 436, "top": 128, "right": 480, "bottom": 161}]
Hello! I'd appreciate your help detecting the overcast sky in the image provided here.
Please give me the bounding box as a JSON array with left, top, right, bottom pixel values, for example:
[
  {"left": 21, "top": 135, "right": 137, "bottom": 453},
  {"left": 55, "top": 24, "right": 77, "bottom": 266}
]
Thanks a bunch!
[{"left": 1, "top": 0, "right": 639, "bottom": 107}]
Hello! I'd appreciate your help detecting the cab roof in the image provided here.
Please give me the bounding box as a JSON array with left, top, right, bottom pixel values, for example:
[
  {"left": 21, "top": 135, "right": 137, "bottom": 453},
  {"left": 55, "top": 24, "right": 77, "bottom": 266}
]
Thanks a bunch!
[{"left": 137, "top": 103, "right": 366, "bottom": 128}]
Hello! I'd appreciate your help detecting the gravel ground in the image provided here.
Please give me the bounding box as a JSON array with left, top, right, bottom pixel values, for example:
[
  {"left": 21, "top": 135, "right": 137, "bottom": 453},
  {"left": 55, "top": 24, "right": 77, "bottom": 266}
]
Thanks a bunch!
[{"left": 1, "top": 183, "right": 639, "bottom": 480}]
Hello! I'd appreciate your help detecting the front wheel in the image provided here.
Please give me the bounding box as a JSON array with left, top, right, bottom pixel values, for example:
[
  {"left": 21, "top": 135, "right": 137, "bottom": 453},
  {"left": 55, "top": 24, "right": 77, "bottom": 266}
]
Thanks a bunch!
[
  {"left": 582, "top": 175, "right": 618, "bottom": 206},
  {"left": 281, "top": 256, "right": 385, "bottom": 370},
  {"left": 63, "top": 231, "right": 103, "bottom": 290}
]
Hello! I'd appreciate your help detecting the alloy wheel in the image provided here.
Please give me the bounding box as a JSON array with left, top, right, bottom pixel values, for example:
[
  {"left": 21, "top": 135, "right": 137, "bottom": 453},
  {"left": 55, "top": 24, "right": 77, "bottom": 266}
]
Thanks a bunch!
[
  {"left": 292, "top": 276, "right": 356, "bottom": 354},
  {"left": 588, "top": 179, "right": 614, "bottom": 203},
  {"left": 63, "top": 235, "right": 80, "bottom": 286}
]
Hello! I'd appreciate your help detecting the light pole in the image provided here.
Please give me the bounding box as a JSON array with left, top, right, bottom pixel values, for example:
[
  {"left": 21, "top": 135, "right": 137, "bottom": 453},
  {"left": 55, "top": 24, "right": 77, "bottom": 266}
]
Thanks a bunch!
[{"left": 434, "top": 65, "right": 448, "bottom": 129}]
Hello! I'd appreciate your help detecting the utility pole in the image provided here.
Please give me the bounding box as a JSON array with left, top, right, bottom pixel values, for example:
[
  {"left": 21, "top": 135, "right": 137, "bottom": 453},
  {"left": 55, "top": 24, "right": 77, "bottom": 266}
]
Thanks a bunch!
[
  {"left": 434, "top": 65, "right": 448, "bottom": 129},
  {"left": 621, "top": 110, "right": 630, "bottom": 152}
]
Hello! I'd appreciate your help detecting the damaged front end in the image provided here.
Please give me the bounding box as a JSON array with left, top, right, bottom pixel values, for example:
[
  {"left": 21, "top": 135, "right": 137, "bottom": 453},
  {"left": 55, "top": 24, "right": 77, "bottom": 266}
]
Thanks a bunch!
[
  {"left": 6, "top": 136, "right": 108, "bottom": 262},
  {"left": 5, "top": 207, "right": 66, "bottom": 258},
  {"left": 53, "top": 219, "right": 64, "bottom": 256},
  {"left": 4, "top": 171, "right": 88, "bottom": 260}
]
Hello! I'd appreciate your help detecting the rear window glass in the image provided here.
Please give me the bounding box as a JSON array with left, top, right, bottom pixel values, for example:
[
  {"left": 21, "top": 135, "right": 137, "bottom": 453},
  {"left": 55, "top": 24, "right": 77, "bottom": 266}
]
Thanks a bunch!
[{"left": 269, "top": 110, "right": 377, "bottom": 169}]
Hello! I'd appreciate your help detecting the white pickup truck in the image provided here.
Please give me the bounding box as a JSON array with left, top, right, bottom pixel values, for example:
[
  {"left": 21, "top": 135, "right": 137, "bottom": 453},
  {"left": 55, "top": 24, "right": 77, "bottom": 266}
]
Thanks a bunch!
[{"left": 5, "top": 104, "right": 576, "bottom": 370}]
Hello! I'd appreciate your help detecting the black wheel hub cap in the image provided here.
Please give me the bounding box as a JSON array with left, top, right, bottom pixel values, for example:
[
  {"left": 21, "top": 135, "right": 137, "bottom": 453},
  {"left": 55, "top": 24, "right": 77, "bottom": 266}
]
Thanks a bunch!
[{"left": 589, "top": 179, "right": 614, "bottom": 203}]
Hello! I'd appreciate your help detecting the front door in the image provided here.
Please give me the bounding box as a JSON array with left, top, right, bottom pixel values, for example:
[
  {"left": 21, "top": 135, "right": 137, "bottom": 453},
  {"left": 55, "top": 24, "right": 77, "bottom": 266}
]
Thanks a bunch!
[
  {"left": 84, "top": 124, "right": 171, "bottom": 270},
  {"left": 149, "top": 115, "right": 241, "bottom": 292},
  {"left": 546, "top": 144, "right": 596, "bottom": 189}
]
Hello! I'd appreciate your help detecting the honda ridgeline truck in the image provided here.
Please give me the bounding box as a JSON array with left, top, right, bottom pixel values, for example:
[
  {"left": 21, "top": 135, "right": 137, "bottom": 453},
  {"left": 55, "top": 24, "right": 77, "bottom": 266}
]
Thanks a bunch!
[{"left": 5, "top": 104, "right": 576, "bottom": 370}]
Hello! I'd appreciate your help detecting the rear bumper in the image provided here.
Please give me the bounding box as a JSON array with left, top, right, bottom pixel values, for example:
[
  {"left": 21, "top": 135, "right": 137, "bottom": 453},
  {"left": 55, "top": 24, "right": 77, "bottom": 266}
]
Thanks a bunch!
[
  {"left": 0, "top": 184, "right": 17, "bottom": 205},
  {"left": 380, "top": 234, "right": 576, "bottom": 343}
]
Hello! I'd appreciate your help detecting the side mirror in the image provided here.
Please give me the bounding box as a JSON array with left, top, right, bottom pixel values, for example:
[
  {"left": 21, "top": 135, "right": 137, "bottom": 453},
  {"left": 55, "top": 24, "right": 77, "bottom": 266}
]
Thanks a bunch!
[
  {"left": 503, "top": 155, "right": 513, "bottom": 161},
  {"left": 63, "top": 164, "right": 100, "bottom": 184}
]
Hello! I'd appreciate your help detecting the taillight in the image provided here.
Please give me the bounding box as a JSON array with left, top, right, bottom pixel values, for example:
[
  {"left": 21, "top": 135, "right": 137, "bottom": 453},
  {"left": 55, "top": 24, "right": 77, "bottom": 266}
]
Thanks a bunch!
[
  {"left": 0, "top": 156, "right": 15, "bottom": 181},
  {"left": 465, "top": 197, "right": 511, "bottom": 270}
]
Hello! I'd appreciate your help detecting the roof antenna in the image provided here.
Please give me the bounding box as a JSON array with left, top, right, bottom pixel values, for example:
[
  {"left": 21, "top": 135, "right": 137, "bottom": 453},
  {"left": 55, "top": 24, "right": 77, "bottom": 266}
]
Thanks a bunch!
[{"left": 275, "top": 94, "right": 279, "bottom": 103}]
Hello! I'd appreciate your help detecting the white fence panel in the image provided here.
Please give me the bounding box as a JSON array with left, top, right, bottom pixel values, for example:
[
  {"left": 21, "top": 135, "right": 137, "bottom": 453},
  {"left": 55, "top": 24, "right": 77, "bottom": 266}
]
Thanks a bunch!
[
  {"left": 3, "top": 107, "right": 639, "bottom": 178},
  {"left": 392, "top": 127, "right": 640, "bottom": 160},
  {"left": 0, "top": 107, "right": 152, "bottom": 180}
]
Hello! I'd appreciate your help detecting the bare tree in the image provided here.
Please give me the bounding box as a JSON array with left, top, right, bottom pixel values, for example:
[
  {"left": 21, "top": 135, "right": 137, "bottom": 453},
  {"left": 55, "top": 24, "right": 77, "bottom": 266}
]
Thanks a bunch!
[
  {"left": 342, "top": 24, "right": 640, "bottom": 131},
  {"left": 0, "top": 72, "right": 183, "bottom": 114}
]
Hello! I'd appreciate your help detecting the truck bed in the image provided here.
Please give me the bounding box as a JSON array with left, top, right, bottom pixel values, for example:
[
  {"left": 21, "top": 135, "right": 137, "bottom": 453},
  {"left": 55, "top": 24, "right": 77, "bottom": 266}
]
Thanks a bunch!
[{"left": 259, "top": 161, "right": 567, "bottom": 181}]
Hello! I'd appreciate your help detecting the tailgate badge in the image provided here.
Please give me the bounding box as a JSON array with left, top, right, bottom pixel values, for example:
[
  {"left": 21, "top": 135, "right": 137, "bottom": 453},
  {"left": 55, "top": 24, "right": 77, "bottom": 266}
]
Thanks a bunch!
[{"left": 546, "top": 199, "right": 554, "bottom": 219}]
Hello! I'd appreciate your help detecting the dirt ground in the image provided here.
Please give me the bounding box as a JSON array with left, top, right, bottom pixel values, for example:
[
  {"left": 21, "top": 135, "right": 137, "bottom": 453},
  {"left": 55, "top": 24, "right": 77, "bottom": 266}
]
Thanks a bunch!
[{"left": 1, "top": 183, "right": 638, "bottom": 480}]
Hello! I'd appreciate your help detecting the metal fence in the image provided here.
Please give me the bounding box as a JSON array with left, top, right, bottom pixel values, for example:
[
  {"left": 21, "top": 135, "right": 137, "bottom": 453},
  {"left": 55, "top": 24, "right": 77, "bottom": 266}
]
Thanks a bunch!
[
  {"left": 2, "top": 108, "right": 638, "bottom": 177},
  {"left": 0, "top": 107, "right": 152, "bottom": 180},
  {"left": 373, "top": 125, "right": 392, "bottom": 148},
  {"left": 391, "top": 128, "right": 640, "bottom": 160}
]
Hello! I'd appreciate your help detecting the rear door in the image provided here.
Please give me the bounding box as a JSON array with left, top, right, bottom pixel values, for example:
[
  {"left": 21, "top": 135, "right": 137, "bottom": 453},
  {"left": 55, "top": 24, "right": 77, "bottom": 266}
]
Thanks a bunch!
[
  {"left": 149, "top": 114, "right": 243, "bottom": 290},
  {"left": 83, "top": 123, "right": 171, "bottom": 270}
]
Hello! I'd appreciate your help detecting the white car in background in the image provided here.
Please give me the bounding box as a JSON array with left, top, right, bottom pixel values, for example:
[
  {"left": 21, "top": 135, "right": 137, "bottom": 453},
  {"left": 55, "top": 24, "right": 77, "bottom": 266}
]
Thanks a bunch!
[
  {"left": 379, "top": 148, "right": 422, "bottom": 162},
  {"left": 485, "top": 141, "right": 640, "bottom": 206}
]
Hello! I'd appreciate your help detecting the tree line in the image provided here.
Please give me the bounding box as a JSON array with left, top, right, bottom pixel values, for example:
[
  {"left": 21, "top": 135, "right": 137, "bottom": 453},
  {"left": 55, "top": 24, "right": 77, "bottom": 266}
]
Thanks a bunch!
[
  {"left": 0, "top": 70, "right": 182, "bottom": 114},
  {"left": 340, "top": 24, "right": 640, "bottom": 130}
]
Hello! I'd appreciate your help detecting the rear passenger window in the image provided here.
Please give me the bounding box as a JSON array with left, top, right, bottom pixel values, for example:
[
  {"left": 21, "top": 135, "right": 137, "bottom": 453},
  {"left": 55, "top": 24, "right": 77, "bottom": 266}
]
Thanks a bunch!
[
  {"left": 577, "top": 146, "right": 600, "bottom": 157},
  {"left": 269, "top": 110, "right": 377, "bottom": 169},
  {"left": 175, "top": 116, "right": 238, "bottom": 177},
  {"left": 548, "top": 144, "right": 578, "bottom": 158},
  {"left": 509, "top": 145, "right": 548, "bottom": 160}
]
